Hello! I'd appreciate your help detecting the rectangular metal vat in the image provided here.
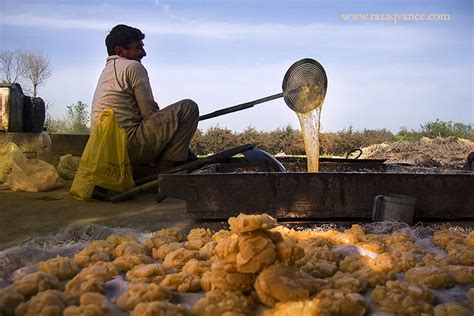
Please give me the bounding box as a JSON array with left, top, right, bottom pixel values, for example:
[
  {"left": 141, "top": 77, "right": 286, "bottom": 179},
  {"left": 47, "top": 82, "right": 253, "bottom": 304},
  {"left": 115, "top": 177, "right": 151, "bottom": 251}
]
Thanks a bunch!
[{"left": 158, "top": 172, "right": 474, "bottom": 220}]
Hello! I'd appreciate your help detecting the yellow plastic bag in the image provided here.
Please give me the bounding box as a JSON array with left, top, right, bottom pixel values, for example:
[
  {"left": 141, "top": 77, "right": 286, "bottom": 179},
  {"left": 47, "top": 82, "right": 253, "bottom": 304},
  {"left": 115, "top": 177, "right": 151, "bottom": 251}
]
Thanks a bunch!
[
  {"left": 0, "top": 142, "right": 23, "bottom": 183},
  {"left": 70, "top": 109, "right": 134, "bottom": 200}
]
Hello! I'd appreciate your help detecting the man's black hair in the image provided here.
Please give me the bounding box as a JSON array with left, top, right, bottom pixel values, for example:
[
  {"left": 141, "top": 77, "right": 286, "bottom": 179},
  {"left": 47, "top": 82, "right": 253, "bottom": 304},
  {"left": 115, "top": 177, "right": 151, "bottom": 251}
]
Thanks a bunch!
[{"left": 105, "top": 24, "right": 145, "bottom": 56}]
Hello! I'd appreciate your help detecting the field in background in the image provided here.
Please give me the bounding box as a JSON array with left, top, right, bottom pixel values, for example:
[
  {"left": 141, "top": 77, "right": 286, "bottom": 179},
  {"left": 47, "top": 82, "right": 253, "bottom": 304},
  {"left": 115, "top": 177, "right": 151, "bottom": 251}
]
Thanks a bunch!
[
  {"left": 190, "top": 121, "right": 474, "bottom": 169},
  {"left": 44, "top": 105, "right": 473, "bottom": 169}
]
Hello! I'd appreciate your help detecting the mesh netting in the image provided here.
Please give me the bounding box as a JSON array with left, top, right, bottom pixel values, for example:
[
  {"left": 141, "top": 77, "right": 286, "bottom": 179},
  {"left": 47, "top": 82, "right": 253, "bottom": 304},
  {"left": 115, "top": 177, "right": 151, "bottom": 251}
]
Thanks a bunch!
[
  {"left": 0, "top": 224, "right": 150, "bottom": 287},
  {"left": 0, "top": 220, "right": 472, "bottom": 314},
  {"left": 283, "top": 58, "right": 327, "bottom": 113}
]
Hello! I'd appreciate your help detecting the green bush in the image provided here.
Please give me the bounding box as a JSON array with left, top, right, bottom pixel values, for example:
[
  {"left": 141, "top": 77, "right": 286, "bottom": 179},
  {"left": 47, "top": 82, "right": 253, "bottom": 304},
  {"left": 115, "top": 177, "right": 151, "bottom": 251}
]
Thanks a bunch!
[
  {"left": 190, "top": 120, "right": 472, "bottom": 156},
  {"left": 420, "top": 119, "right": 472, "bottom": 139},
  {"left": 45, "top": 101, "right": 90, "bottom": 134},
  {"left": 190, "top": 125, "right": 237, "bottom": 154},
  {"left": 267, "top": 126, "right": 305, "bottom": 155},
  {"left": 45, "top": 106, "right": 472, "bottom": 155},
  {"left": 394, "top": 127, "right": 422, "bottom": 142}
]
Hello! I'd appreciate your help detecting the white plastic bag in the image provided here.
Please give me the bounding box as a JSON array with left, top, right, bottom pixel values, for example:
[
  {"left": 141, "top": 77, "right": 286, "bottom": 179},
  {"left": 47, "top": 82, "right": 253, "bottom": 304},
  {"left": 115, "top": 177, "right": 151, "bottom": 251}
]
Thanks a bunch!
[
  {"left": 57, "top": 154, "right": 81, "bottom": 180},
  {"left": 0, "top": 154, "right": 63, "bottom": 192},
  {"left": 0, "top": 142, "right": 24, "bottom": 183}
]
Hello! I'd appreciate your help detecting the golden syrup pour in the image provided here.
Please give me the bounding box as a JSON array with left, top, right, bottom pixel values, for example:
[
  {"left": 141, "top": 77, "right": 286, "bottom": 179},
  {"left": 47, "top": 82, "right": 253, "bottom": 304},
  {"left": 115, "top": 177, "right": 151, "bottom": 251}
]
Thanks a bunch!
[{"left": 296, "top": 106, "right": 322, "bottom": 172}]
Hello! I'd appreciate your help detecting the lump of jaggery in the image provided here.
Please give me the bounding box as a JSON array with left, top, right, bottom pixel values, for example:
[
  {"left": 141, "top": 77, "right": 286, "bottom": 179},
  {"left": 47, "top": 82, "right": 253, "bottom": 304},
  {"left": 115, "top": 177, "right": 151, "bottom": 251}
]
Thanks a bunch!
[
  {"left": 185, "top": 228, "right": 213, "bottom": 251},
  {"left": 383, "top": 232, "right": 412, "bottom": 245},
  {"left": 63, "top": 292, "right": 113, "bottom": 316},
  {"left": 131, "top": 301, "right": 190, "bottom": 316},
  {"left": 254, "top": 263, "right": 320, "bottom": 307},
  {"left": 339, "top": 255, "right": 372, "bottom": 273},
  {"left": 467, "top": 288, "right": 474, "bottom": 310},
  {"left": 446, "top": 244, "right": 474, "bottom": 266},
  {"left": 37, "top": 256, "right": 80, "bottom": 281},
  {"left": 149, "top": 228, "right": 184, "bottom": 242},
  {"left": 372, "top": 280, "right": 435, "bottom": 315},
  {"left": 464, "top": 231, "right": 474, "bottom": 247},
  {"left": 11, "top": 271, "right": 61, "bottom": 299},
  {"left": 352, "top": 266, "right": 396, "bottom": 288},
  {"left": 0, "top": 287, "right": 24, "bottom": 316},
  {"left": 385, "top": 241, "right": 424, "bottom": 255},
  {"left": 74, "top": 240, "right": 114, "bottom": 266},
  {"left": 297, "top": 246, "right": 340, "bottom": 267},
  {"left": 114, "top": 283, "right": 171, "bottom": 311},
  {"left": 162, "top": 248, "right": 199, "bottom": 270},
  {"left": 211, "top": 229, "right": 233, "bottom": 241},
  {"left": 64, "top": 274, "right": 105, "bottom": 299},
  {"left": 206, "top": 262, "right": 255, "bottom": 292},
  {"left": 274, "top": 238, "right": 305, "bottom": 265},
  {"left": 376, "top": 252, "right": 417, "bottom": 273},
  {"left": 263, "top": 299, "right": 322, "bottom": 316},
  {"left": 125, "top": 263, "right": 167, "bottom": 283},
  {"left": 315, "top": 289, "right": 367, "bottom": 316},
  {"left": 236, "top": 231, "right": 276, "bottom": 273},
  {"left": 112, "top": 254, "right": 152, "bottom": 272},
  {"left": 15, "top": 290, "right": 73, "bottom": 316},
  {"left": 214, "top": 234, "right": 239, "bottom": 266},
  {"left": 105, "top": 234, "right": 136, "bottom": 247},
  {"left": 152, "top": 242, "right": 183, "bottom": 261},
  {"left": 446, "top": 265, "right": 474, "bottom": 284},
  {"left": 198, "top": 241, "right": 217, "bottom": 261},
  {"left": 343, "top": 224, "right": 365, "bottom": 237},
  {"left": 321, "top": 271, "right": 367, "bottom": 293},
  {"left": 228, "top": 213, "right": 277, "bottom": 234},
  {"left": 113, "top": 241, "right": 146, "bottom": 257},
  {"left": 187, "top": 228, "right": 213, "bottom": 240},
  {"left": 78, "top": 261, "right": 119, "bottom": 281},
  {"left": 405, "top": 266, "right": 454, "bottom": 289},
  {"left": 433, "top": 230, "right": 465, "bottom": 249},
  {"left": 192, "top": 289, "right": 254, "bottom": 316},
  {"left": 182, "top": 259, "right": 212, "bottom": 277},
  {"left": 144, "top": 235, "right": 178, "bottom": 253},
  {"left": 433, "top": 302, "right": 472, "bottom": 316},
  {"left": 160, "top": 272, "right": 201, "bottom": 293},
  {"left": 297, "top": 237, "right": 332, "bottom": 249}
]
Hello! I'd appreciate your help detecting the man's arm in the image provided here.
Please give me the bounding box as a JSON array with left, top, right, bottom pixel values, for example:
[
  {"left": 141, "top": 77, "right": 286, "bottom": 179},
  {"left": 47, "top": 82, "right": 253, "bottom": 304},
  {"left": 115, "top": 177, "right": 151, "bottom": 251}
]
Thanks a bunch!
[{"left": 127, "top": 62, "right": 159, "bottom": 119}]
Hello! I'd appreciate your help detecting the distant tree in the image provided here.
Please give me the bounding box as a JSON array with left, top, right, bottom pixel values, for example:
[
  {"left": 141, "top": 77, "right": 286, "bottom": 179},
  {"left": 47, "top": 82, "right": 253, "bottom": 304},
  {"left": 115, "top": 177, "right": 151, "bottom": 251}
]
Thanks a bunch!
[
  {"left": 0, "top": 50, "right": 27, "bottom": 84},
  {"left": 44, "top": 113, "right": 67, "bottom": 134},
  {"left": 65, "top": 101, "right": 90, "bottom": 134},
  {"left": 44, "top": 101, "right": 90, "bottom": 134},
  {"left": 395, "top": 127, "right": 422, "bottom": 142},
  {"left": 420, "top": 119, "right": 470, "bottom": 138},
  {"left": 21, "top": 50, "right": 52, "bottom": 97}
]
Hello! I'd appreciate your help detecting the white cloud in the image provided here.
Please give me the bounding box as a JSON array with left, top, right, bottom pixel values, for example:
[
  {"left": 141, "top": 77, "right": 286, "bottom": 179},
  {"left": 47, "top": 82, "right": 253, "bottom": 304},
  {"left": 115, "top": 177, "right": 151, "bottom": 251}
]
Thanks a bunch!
[
  {"left": 1, "top": 8, "right": 430, "bottom": 47},
  {"left": 4, "top": 2, "right": 470, "bottom": 132}
]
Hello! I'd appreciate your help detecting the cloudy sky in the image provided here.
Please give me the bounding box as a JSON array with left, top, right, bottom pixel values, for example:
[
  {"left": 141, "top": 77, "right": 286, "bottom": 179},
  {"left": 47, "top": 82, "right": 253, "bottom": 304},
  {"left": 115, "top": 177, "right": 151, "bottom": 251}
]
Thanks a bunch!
[{"left": 1, "top": 0, "right": 472, "bottom": 132}]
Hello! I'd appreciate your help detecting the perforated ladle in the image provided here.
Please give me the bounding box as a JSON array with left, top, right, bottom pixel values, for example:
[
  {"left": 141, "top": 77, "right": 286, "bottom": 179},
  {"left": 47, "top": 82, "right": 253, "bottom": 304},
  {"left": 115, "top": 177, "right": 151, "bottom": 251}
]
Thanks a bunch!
[{"left": 198, "top": 58, "right": 328, "bottom": 120}]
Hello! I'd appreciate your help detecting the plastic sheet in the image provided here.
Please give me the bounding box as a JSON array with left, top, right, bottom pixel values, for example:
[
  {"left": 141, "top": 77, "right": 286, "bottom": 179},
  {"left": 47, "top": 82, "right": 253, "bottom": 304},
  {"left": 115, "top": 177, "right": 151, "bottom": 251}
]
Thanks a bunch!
[
  {"left": 0, "top": 221, "right": 472, "bottom": 314},
  {"left": 0, "top": 144, "right": 63, "bottom": 192},
  {"left": 56, "top": 154, "right": 81, "bottom": 180},
  {"left": 0, "top": 142, "right": 23, "bottom": 183}
]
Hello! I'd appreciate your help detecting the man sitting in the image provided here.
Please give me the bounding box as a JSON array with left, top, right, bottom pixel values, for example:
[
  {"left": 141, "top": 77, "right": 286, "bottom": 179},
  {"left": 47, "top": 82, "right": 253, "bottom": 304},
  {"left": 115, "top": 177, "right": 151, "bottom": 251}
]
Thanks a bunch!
[{"left": 91, "top": 24, "right": 199, "bottom": 173}]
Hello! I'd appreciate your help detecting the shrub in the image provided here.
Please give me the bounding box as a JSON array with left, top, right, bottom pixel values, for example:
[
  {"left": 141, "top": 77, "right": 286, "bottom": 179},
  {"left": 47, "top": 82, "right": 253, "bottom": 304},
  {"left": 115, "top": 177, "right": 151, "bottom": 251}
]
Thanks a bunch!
[
  {"left": 45, "top": 101, "right": 90, "bottom": 134},
  {"left": 420, "top": 119, "right": 472, "bottom": 139}
]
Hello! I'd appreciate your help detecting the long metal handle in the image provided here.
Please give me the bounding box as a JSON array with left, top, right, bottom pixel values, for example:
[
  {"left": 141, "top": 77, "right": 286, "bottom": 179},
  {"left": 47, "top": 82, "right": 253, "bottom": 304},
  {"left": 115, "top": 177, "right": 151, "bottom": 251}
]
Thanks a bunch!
[
  {"left": 110, "top": 144, "right": 254, "bottom": 203},
  {"left": 198, "top": 92, "right": 283, "bottom": 121}
]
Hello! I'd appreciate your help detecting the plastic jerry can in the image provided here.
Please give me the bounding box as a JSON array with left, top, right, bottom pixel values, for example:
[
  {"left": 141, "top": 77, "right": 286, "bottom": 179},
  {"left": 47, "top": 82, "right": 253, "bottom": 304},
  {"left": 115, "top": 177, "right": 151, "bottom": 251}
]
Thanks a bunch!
[{"left": 0, "top": 83, "right": 24, "bottom": 132}]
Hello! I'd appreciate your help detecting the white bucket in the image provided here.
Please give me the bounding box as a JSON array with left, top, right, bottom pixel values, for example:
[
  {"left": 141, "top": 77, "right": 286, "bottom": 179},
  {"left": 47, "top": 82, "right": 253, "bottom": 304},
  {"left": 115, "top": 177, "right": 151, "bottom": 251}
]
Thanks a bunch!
[{"left": 372, "top": 193, "right": 416, "bottom": 225}]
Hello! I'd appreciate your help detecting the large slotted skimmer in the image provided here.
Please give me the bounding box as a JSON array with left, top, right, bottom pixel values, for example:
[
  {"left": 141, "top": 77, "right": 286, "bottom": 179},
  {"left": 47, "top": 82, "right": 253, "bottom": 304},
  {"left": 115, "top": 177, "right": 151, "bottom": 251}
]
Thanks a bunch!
[{"left": 199, "top": 58, "right": 327, "bottom": 120}]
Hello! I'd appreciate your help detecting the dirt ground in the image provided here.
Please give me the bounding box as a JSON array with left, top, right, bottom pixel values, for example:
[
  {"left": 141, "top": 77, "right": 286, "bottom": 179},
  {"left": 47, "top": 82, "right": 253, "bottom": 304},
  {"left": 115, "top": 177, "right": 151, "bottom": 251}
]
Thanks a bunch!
[{"left": 0, "top": 186, "right": 226, "bottom": 251}]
